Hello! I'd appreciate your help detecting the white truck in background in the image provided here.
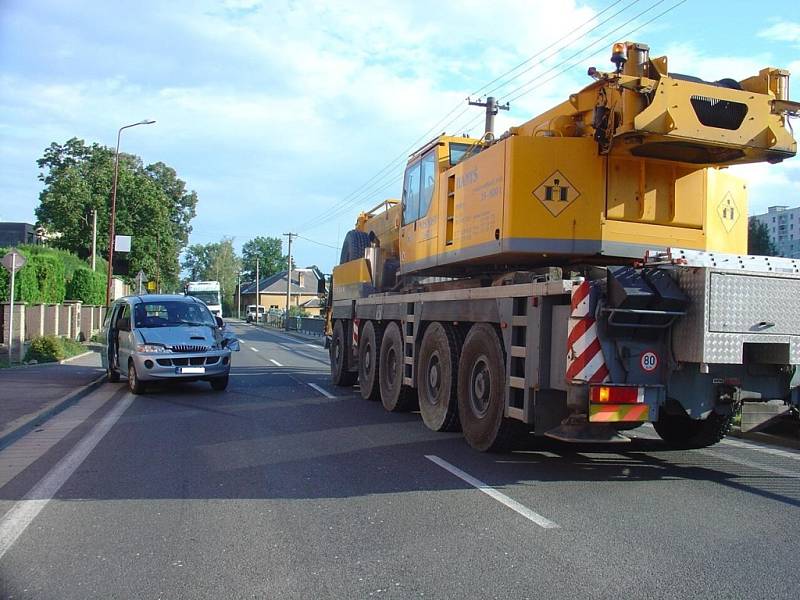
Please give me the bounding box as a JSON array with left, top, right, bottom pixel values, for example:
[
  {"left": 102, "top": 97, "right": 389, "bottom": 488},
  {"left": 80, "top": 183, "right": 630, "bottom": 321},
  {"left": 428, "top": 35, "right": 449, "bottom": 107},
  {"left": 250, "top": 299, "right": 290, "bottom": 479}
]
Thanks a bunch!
[{"left": 185, "top": 281, "right": 223, "bottom": 317}]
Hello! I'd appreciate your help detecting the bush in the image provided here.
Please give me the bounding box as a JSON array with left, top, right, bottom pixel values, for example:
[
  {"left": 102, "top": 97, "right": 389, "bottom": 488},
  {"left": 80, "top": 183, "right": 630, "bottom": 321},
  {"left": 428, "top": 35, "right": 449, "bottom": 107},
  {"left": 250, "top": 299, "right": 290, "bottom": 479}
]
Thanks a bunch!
[
  {"left": 66, "top": 268, "right": 106, "bottom": 305},
  {"left": 25, "top": 335, "right": 67, "bottom": 363},
  {"left": 24, "top": 335, "right": 85, "bottom": 363}
]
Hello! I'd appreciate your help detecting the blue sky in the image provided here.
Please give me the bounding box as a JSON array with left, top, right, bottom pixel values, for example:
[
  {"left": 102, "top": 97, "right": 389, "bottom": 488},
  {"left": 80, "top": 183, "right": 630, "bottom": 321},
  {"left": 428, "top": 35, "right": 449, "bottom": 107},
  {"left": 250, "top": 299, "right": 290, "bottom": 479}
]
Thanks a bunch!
[{"left": 1, "top": 0, "right": 799, "bottom": 273}]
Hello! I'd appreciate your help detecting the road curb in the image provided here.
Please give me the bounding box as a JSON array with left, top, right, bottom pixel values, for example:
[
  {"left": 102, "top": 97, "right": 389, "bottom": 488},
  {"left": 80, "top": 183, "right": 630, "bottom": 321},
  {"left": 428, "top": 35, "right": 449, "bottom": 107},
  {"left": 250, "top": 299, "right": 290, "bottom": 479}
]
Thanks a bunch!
[{"left": 0, "top": 373, "right": 107, "bottom": 451}]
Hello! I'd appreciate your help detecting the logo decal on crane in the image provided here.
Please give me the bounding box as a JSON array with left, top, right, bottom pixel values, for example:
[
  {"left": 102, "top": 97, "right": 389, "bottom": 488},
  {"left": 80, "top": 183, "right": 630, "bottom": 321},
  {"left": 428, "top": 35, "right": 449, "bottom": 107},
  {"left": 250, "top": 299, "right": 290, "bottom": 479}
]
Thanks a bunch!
[
  {"left": 717, "top": 192, "right": 739, "bottom": 232},
  {"left": 533, "top": 170, "right": 580, "bottom": 217}
]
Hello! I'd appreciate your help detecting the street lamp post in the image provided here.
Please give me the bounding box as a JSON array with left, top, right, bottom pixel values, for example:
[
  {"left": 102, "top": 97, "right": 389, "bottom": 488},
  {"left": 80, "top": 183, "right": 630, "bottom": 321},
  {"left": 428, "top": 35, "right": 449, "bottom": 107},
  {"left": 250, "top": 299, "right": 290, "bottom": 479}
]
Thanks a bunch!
[{"left": 105, "top": 119, "right": 156, "bottom": 306}]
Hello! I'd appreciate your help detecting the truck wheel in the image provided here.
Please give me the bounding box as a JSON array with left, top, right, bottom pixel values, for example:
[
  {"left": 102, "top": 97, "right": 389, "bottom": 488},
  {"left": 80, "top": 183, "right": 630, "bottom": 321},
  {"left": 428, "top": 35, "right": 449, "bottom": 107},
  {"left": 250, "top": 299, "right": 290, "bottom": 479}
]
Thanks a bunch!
[
  {"left": 358, "top": 321, "right": 383, "bottom": 401},
  {"left": 340, "top": 230, "right": 370, "bottom": 264},
  {"left": 330, "top": 320, "right": 356, "bottom": 386},
  {"left": 653, "top": 410, "right": 733, "bottom": 449},
  {"left": 379, "top": 322, "right": 416, "bottom": 412},
  {"left": 418, "top": 322, "right": 461, "bottom": 432},
  {"left": 457, "top": 324, "right": 519, "bottom": 452}
]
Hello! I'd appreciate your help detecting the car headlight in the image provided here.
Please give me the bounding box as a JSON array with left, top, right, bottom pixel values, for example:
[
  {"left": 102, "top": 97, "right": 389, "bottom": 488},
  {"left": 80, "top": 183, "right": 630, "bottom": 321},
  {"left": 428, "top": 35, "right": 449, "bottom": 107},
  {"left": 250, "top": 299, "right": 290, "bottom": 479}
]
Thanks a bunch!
[{"left": 136, "top": 343, "right": 168, "bottom": 353}]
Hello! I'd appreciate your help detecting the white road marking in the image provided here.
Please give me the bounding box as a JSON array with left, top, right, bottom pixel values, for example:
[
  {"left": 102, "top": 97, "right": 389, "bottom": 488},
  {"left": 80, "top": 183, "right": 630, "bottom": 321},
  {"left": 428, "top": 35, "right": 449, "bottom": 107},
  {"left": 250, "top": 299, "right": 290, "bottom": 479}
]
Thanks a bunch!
[
  {"left": 249, "top": 346, "right": 259, "bottom": 352},
  {"left": 640, "top": 423, "right": 800, "bottom": 462},
  {"left": 0, "top": 393, "right": 136, "bottom": 560},
  {"left": 425, "top": 455, "right": 558, "bottom": 529},
  {"left": 306, "top": 343, "right": 325, "bottom": 351},
  {"left": 307, "top": 383, "right": 336, "bottom": 399},
  {"left": 720, "top": 437, "right": 800, "bottom": 462},
  {"left": 269, "top": 359, "right": 283, "bottom": 367},
  {"left": 700, "top": 449, "right": 800, "bottom": 480}
]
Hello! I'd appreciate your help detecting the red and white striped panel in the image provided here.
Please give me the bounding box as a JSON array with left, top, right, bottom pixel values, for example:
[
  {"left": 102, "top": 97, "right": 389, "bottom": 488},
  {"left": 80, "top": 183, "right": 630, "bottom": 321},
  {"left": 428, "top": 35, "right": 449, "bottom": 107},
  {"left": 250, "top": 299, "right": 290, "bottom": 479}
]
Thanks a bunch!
[
  {"left": 566, "top": 281, "right": 609, "bottom": 384},
  {"left": 352, "top": 318, "right": 360, "bottom": 348}
]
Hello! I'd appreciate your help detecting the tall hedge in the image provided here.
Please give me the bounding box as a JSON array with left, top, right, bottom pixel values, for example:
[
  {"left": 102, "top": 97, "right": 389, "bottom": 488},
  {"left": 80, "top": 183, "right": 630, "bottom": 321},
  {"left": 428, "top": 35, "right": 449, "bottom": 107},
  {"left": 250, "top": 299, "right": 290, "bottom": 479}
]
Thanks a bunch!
[
  {"left": 33, "top": 254, "right": 66, "bottom": 303},
  {"left": 66, "top": 268, "right": 106, "bottom": 305},
  {"left": 0, "top": 245, "right": 97, "bottom": 304}
]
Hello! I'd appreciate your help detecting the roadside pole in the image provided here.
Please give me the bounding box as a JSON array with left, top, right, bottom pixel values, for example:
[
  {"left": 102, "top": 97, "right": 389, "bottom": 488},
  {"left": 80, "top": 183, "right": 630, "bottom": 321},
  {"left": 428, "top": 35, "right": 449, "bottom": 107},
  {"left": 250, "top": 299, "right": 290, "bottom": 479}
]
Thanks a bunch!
[
  {"left": 283, "top": 232, "right": 295, "bottom": 331},
  {"left": 91, "top": 209, "right": 97, "bottom": 271},
  {"left": 8, "top": 254, "right": 15, "bottom": 362},
  {"left": 255, "top": 257, "right": 260, "bottom": 324},
  {"left": 3, "top": 249, "right": 27, "bottom": 363}
]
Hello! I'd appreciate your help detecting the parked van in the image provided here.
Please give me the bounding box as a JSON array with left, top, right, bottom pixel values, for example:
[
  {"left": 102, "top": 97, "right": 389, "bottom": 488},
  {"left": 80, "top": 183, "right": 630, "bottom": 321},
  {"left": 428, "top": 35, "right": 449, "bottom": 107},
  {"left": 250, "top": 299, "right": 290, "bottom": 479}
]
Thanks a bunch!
[{"left": 246, "top": 305, "right": 266, "bottom": 323}]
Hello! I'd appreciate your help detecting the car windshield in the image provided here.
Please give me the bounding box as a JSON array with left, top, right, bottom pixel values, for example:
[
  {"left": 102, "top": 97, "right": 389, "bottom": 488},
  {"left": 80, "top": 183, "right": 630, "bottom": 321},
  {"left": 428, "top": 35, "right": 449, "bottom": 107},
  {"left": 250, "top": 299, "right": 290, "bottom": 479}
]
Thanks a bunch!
[{"left": 134, "top": 300, "right": 216, "bottom": 329}]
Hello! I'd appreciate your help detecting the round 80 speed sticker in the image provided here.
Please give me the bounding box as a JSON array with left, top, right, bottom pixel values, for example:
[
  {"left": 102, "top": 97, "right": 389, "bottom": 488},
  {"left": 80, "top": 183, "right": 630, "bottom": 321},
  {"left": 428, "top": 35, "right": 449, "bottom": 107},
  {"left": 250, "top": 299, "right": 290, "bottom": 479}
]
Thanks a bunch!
[{"left": 640, "top": 351, "right": 659, "bottom": 372}]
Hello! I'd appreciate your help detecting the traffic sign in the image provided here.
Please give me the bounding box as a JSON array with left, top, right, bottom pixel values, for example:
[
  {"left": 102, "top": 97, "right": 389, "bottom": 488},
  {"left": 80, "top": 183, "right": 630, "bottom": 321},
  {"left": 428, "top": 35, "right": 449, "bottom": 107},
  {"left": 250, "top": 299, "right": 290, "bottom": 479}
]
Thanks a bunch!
[{"left": 1, "top": 249, "right": 26, "bottom": 273}]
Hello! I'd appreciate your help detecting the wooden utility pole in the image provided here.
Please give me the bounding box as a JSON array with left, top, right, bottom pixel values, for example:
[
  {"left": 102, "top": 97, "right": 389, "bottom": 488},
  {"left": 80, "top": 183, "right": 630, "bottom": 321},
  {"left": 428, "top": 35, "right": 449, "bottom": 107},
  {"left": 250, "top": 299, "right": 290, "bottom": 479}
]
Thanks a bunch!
[{"left": 283, "top": 232, "right": 295, "bottom": 331}]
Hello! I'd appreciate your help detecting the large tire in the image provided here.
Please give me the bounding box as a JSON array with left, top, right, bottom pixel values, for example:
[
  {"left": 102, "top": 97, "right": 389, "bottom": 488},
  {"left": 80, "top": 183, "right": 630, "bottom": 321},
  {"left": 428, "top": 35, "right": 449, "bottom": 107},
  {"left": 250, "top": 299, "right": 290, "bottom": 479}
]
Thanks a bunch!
[
  {"left": 654, "top": 410, "right": 733, "bottom": 449},
  {"left": 340, "top": 230, "right": 370, "bottom": 264},
  {"left": 127, "top": 361, "right": 146, "bottom": 395},
  {"left": 417, "top": 322, "right": 462, "bottom": 432},
  {"left": 330, "top": 320, "right": 357, "bottom": 386},
  {"left": 358, "top": 321, "right": 383, "bottom": 401},
  {"left": 379, "top": 321, "right": 416, "bottom": 412},
  {"left": 457, "top": 324, "right": 520, "bottom": 452}
]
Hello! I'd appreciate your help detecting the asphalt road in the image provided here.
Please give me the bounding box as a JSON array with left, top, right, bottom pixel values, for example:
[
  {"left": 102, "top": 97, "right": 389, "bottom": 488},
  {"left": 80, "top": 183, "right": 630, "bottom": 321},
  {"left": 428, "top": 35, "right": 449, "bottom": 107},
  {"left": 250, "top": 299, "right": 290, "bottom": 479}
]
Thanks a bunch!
[{"left": 1, "top": 322, "right": 799, "bottom": 599}]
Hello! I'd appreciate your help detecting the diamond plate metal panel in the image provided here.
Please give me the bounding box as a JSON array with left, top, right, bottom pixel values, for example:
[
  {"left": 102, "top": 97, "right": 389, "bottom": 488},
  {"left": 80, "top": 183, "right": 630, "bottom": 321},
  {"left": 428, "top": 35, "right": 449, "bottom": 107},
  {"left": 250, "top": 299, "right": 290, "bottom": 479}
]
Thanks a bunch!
[
  {"left": 709, "top": 272, "right": 800, "bottom": 335},
  {"left": 672, "top": 267, "right": 800, "bottom": 364}
]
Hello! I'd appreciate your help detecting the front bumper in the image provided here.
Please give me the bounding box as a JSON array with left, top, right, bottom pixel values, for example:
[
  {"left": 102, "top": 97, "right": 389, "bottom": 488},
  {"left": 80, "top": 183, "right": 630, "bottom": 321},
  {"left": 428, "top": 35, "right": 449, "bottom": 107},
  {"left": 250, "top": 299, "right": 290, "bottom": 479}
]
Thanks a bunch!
[{"left": 132, "top": 349, "right": 231, "bottom": 381}]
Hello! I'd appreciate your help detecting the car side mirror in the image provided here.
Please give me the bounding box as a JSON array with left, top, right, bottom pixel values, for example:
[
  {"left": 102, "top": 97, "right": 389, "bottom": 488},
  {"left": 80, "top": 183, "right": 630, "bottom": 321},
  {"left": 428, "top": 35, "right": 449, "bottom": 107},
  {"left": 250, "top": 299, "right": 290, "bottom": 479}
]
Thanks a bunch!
[
  {"left": 117, "top": 317, "right": 131, "bottom": 332},
  {"left": 215, "top": 316, "right": 225, "bottom": 329}
]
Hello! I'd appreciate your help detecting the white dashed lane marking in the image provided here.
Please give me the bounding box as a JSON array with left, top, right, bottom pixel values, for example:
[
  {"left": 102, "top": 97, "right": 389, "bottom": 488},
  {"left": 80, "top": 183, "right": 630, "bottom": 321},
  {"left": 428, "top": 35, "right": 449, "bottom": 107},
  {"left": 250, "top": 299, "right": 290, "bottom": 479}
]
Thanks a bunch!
[
  {"left": 307, "top": 383, "right": 336, "bottom": 399},
  {"left": 269, "top": 359, "right": 283, "bottom": 367},
  {"left": 425, "top": 455, "right": 559, "bottom": 529}
]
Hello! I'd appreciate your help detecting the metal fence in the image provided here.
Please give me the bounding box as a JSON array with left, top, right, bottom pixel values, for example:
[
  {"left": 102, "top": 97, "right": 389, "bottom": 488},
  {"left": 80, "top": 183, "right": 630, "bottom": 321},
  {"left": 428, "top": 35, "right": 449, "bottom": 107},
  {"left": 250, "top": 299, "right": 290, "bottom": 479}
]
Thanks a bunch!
[{"left": 257, "top": 314, "right": 325, "bottom": 336}]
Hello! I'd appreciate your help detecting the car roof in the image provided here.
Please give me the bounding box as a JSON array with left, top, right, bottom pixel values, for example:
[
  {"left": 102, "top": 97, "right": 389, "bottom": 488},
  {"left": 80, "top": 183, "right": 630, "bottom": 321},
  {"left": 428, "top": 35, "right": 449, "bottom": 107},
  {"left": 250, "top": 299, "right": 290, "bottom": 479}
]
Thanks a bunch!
[{"left": 117, "top": 294, "right": 205, "bottom": 306}]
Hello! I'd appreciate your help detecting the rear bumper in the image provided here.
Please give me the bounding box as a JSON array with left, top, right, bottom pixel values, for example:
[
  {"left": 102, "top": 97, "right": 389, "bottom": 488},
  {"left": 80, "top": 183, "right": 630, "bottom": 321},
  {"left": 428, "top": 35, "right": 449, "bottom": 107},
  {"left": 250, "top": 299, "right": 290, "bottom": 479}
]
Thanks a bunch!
[{"left": 132, "top": 350, "right": 231, "bottom": 381}]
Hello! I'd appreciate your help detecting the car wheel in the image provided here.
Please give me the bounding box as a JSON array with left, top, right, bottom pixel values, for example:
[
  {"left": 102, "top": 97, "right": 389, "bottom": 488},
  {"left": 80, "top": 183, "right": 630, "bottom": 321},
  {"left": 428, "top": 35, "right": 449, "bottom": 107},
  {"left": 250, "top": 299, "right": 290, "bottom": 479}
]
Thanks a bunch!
[
  {"left": 127, "top": 361, "right": 146, "bottom": 395},
  {"left": 210, "top": 375, "right": 229, "bottom": 391}
]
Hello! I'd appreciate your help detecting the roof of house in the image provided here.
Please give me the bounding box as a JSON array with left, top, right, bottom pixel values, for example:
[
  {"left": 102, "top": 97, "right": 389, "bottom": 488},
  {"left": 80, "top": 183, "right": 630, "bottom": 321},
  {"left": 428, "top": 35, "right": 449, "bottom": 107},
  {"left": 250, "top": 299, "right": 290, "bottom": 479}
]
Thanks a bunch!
[
  {"left": 299, "top": 297, "right": 321, "bottom": 308},
  {"left": 241, "top": 267, "right": 324, "bottom": 296}
]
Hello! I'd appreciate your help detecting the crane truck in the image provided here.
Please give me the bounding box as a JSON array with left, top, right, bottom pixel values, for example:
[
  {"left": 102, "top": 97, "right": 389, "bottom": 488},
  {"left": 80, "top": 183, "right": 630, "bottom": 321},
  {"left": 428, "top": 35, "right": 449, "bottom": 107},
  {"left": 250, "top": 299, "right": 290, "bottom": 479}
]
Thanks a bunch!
[{"left": 327, "top": 41, "right": 800, "bottom": 451}]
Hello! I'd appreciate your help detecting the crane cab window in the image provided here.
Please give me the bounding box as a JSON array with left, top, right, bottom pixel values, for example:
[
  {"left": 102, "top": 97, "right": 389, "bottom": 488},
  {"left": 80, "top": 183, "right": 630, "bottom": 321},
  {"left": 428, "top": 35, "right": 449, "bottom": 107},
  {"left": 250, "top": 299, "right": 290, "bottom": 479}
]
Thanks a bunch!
[
  {"left": 449, "top": 142, "right": 481, "bottom": 166},
  {"left": 402, "top": 150, "right": 436, "bottom": 224}
]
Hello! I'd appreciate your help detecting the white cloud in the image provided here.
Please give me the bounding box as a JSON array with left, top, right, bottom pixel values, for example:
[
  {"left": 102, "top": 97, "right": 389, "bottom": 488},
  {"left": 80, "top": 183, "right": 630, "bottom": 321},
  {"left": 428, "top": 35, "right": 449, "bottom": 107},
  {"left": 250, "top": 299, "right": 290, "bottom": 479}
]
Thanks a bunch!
[{"left": 758, "top": 21, "right": 800, "bottom": 45}]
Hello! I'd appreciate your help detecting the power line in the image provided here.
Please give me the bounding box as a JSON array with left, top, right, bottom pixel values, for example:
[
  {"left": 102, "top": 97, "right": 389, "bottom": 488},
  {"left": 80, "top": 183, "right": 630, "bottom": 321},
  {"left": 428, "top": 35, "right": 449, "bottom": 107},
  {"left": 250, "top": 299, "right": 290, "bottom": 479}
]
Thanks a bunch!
[
  {"left": 294, "top": 0, "right": 644, "bottom": 233},
  {"left": 298, "top": 0, "right": 690, "bottom": 233},
  {"left": 296, "top": 234, "right": 339, "bottom": 250}
]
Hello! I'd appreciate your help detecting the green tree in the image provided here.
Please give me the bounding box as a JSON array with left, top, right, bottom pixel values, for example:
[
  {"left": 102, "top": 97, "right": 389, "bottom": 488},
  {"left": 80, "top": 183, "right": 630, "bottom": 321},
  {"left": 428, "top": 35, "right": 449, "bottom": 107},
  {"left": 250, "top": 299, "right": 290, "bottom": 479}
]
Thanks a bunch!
[
  {"left": 34, "top": 138, "right": 197, "bottom": 292},
  {"left": 181, "top": 238, "right": 241, "bottom": 315},
  {"left": 241, "top": 236, "right": 291, "bottom": 281},
  {"left": 748, "top": 219, "right": 778, "bottom": 256}
]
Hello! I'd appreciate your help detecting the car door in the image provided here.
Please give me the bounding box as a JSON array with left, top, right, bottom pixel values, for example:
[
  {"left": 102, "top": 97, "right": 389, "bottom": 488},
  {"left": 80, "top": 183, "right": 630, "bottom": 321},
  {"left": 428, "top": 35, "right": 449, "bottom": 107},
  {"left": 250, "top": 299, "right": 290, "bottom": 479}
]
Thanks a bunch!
[{"left": 116, "top": 303, "right": 134, "bottom": 369}]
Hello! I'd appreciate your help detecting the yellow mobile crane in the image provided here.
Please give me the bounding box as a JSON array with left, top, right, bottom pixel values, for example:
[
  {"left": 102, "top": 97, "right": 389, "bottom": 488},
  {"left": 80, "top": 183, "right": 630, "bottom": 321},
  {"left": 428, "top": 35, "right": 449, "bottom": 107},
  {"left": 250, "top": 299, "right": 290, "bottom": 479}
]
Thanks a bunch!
[{"left": 329, "top": 42, "right": 800, "bottom": 451}]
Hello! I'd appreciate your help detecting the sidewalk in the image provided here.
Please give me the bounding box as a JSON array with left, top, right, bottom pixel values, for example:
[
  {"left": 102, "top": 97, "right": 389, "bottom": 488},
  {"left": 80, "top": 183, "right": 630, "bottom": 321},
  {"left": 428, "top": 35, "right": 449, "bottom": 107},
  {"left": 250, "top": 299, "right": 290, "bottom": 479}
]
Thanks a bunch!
[{"left": 0, "top": 349, "right": 106, "bottom": 449}]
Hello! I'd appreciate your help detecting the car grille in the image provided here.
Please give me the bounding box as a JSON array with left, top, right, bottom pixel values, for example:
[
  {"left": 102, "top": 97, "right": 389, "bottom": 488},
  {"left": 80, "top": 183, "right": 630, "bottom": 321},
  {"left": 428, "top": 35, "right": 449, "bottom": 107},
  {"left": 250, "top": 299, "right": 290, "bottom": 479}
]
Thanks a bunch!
[
  {"left": 156, "top": 356, "right": 220, "bottom": 367},
  {"left": 171, "top": 344, "right": 210, "bottom": 353}
]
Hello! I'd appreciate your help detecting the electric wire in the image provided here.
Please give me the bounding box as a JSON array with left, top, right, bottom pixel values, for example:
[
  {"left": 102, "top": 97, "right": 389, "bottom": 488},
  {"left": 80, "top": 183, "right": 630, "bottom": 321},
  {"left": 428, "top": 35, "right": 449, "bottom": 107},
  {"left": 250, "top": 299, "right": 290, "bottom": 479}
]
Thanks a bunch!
[
  {"left": 299, "top": 0, "right": 689, "bottom": 233},
  {"left": 294, "top": 0, "right": 646, "bottom": 233}
]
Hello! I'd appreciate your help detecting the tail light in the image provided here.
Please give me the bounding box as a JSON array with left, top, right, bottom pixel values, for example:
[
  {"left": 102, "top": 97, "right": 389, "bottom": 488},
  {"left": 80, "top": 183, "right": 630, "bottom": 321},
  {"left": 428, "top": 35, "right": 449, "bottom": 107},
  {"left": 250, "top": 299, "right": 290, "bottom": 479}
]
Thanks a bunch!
[{"left": 590, "top": 385, "right": 644, "bottom": 404}]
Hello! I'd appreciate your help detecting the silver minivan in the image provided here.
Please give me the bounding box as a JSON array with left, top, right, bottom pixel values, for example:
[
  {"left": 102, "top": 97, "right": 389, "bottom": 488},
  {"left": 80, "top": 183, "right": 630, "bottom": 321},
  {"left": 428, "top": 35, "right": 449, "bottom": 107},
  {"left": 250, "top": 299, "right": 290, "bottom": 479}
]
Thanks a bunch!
[{"left": 100, "top": 294, "right": 240, "bottom": 394}]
